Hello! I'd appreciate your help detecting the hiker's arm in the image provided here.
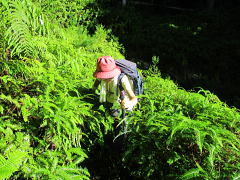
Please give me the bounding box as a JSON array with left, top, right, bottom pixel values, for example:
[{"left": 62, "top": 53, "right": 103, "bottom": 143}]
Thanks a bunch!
[
  {"left": 120, "top": 76, "right": 138, "bottom": 110},
  {"left": 126, "top": 89, "right": 138, "bottom": 103},
  {"left": 92, "top": 79, "right": 100, "bottom": 91},
  {"left": 121, "top": 89, "right": 138, "bottom": 110}
]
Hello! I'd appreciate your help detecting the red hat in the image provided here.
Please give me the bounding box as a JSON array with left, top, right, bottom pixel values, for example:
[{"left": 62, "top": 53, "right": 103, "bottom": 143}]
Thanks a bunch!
[{"left": 93, "top": 56, "right": 121, "bottom": 79}]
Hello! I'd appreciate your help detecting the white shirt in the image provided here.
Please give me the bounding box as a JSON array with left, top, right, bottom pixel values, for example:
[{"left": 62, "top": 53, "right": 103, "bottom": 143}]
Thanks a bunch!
[{"left": 99, "top": 75, "right": 134, "bottom": 106}]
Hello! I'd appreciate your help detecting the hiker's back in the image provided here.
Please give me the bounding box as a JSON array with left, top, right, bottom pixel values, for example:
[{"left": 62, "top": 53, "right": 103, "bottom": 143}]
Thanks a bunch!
[
  {"left": 115, "top": 59, "right": 144, "bottom": 96},
  {"left": 93, "top": 56, "right": 140, "bottom": 114}
]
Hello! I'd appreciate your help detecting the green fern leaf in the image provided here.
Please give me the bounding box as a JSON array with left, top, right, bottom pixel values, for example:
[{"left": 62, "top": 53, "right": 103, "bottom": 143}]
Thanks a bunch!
[
  {"left": 208, "top": 145, "right": 216, "bottom": 167},
  {"left": 194, "top": 128, "right": 207, "bottom": 153},
  {"left": 181, "top": 168, "right": 201, "bottom": 180},
  {"left": 232, "top": 173, "right": 240, "bottom": 180},
  {"left": 0, "top": 150, "right": 27, "bottom": 179}
]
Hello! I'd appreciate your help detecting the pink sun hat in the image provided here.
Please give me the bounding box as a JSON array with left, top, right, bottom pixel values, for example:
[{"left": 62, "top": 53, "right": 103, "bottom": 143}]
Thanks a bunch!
[{"left": 93, "top": 56, "right": 121, "bottom": 79}]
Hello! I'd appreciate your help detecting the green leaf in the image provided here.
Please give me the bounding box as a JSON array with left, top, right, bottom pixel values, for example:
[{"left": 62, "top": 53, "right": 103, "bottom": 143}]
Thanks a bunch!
[{"left": 0, "top": 150, "right": 27, "bottom": 179}]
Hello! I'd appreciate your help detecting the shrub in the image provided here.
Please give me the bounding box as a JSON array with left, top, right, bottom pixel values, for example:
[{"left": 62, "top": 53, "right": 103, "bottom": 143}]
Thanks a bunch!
[
  {"left": 122, "top": 60, "right": 240, "bottom": 179},
  {"left": 0, "top": 0, "right": 124, "bottom": 178}
]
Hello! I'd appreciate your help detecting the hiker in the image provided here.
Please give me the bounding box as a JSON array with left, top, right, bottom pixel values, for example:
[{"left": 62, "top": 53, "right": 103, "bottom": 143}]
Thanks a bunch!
[{"left": 92, "top": 56, "right": 138, "bottom": 117}]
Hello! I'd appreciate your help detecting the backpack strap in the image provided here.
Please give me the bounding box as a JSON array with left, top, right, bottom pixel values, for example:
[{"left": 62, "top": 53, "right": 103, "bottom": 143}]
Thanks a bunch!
[
  {"left": 117, "top": 73, "right": 125, "bottom": 99},
  {"left": 118, "top": 73, "right": 125, "bottom": 91}
]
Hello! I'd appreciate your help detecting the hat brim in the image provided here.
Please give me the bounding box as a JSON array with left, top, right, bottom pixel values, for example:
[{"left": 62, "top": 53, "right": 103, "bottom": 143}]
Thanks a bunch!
[{"left": 94, "top": 67, "right": 121, "bottom": 79}]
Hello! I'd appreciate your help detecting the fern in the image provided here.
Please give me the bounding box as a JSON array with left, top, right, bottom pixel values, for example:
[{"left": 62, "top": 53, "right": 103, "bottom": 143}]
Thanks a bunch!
[
  {"left": 0, "top": 150, "right": 27, "bottom": 179},
  {"left": 0, "top": 93, "right": 20, "bottom": 108},
  {"left": 232, "top": 173, "right": 240, "bottom": 180},
  {"left": 30, "top": 150, "right": 90, "bottom": 180},
  {"left": 4, "top": 0, "right": 48, "bottom": 58},
  {"left": 122, "top": 72, "right": 240, "bottom": 179},
  {"left": 207, "top": 145, "right": 216, "bottom": 167},
  {"left": 181, "top": 168, "right": 202, "bottom": 180}
]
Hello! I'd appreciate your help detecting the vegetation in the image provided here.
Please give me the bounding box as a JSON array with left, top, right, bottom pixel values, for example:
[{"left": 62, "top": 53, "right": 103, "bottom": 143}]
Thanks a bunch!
[
  {"left": 123, "top": 60, "right": 240, "bottom": 179},
  {"left": 101, "top": 3, "right": 240, "bottom": 108},
  {"left": 0, "top": 0, "right": 239, "bottom": 179}
]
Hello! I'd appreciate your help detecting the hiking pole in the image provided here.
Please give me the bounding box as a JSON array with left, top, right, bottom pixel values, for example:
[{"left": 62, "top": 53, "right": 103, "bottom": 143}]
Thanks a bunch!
[
  {"left": 113, "top": 90, "right": 128, "bottom": 142},
  {"left": 120, "top": 91, "right": 128, "bottom": 140},
  {"left": 120, "top": 90, "right": 126, "bottom": 119}
]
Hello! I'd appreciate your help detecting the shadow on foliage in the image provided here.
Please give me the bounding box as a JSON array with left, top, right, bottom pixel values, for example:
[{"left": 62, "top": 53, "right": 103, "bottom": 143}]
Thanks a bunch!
[{"left": 77, "top": 86, "right": 134, "bottom": 179}]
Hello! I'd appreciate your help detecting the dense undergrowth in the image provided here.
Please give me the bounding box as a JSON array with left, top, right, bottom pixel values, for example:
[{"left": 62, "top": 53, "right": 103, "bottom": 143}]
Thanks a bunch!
[{"left": 0, "top": 0, "right": 239, "bottom": 179}]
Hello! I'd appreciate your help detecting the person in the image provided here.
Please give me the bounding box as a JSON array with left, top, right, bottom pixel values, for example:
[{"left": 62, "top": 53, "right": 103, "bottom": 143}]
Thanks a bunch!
[{"left": 93, "top": 56, "right": 138, "bottom": 117}]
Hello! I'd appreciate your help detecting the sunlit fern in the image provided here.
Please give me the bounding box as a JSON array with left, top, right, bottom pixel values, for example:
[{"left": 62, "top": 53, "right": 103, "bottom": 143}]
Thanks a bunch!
[
  {"left": 0, "top": 150, "right": 27, "bottom": 179},
  {"left": 30, "top": 150, "right": 90, "bottom": 180},
  {"left": 4, "top": 0, "right": 48, "bottom": 57}
]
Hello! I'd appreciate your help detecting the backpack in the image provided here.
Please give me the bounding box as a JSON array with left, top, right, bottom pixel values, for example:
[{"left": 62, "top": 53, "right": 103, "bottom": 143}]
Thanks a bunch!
[{"left": 115, "top": 59, "right": 144, "bottom": 96}]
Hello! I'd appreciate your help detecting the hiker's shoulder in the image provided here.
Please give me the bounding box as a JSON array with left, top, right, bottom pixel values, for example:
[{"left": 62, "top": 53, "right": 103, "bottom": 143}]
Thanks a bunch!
[
  {"left": 120, "top": 75, "right": 133, "bottom": 91},
  {"left": 120, "top": 74, "right": 131, "bottom": 82}
]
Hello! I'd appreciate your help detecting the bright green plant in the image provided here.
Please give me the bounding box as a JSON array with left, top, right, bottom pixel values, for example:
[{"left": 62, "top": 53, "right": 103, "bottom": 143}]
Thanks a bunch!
[
  {"left": 0, "top": 116, "right": 31, "bottom": 179},
  {"left": 0, "top": 150, "right": 27, "bottom": 180},
  {"left": 122, "top": 68, "right": 240, "bottom": 179},
  {"left": 0, "top": 0, "right": 124, "bottom": 179},
  {"left": 2, "top": 0, "right": 48, "bottom": 58},
  {"left": 35, "top": 0, "right": 99, "bottom": 27},
  {"left": 24, "top": 149, "right": 90, "bottom": 180}
]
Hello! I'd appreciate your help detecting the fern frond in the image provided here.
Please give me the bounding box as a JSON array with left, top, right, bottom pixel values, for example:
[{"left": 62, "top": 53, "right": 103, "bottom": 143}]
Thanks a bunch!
[
  {"left": 207, "top": 145, "right": 216, "bottom": 167},
  {"left": 232, "top": 173, "right": 240, "bottom": 180},
  {"left": 181, "top": 168, "right": 202, "bottom": 180},
  {"left": 5, "top": 0, "right": 47, "bottom": 57},
  {"left": 0, "top": 93, "right": 20, "bottom": 108},
  {"left": 194, "top": 129, "right": 206, "bottom": 154},
  {"left": 181, "top": 163, "right": 206, "bottom": 180},
  {"left": 0, "top": 150, "right": 27, "bottom": 179},
  {"left": 56, "top": 166, "right": 90, "bottom": 180}
]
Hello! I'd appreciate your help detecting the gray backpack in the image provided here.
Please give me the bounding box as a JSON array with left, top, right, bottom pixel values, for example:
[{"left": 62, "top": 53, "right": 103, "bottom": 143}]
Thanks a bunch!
[{"left": 115, "top": 59, "right": 144, "bottom": 96}]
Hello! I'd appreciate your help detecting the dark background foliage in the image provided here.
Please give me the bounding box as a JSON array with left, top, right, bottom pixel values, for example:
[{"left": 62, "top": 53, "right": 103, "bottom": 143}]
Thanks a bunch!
[{"left": 97, "top": 0, "right": 240, "bottom": 108}]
